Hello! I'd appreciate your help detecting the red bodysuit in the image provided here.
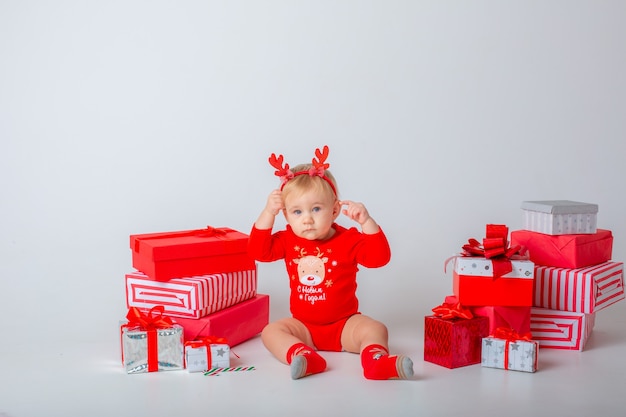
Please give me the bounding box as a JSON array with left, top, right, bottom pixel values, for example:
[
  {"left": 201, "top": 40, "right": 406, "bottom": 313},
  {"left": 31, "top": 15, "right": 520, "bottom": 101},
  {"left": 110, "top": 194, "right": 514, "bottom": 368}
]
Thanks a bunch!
[{"left": 248, "top": 223, "right": 391, "bottom": 350}]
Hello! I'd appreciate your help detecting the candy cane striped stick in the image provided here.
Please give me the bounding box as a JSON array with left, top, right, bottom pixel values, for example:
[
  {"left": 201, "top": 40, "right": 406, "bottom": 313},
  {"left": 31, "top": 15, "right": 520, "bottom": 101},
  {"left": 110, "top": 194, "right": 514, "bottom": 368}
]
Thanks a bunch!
[{"left": 204, "top": 366, "right": 256, "bottom": 376}]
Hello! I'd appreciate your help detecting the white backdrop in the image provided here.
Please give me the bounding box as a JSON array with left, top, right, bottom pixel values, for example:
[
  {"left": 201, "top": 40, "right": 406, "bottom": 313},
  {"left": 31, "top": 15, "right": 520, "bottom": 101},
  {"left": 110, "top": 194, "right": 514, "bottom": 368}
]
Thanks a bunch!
[{"left": 1, "top": 0, "right": 625, "bottom": 389}]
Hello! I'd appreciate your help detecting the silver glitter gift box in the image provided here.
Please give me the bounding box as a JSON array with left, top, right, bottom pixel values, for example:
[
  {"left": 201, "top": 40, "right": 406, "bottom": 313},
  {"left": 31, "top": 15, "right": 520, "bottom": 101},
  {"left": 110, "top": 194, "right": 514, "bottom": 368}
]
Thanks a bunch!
[{"left": 121, "top": 323, "right": 184, "bottom": 374}]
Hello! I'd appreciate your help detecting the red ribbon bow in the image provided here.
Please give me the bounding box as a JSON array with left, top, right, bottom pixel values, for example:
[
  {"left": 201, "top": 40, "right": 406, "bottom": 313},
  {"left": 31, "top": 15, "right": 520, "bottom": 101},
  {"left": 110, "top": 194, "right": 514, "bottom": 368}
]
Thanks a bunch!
[
  {"left": 124, "top": 306, "right": 174, "bottom": 372},
  {"left": 431, "top": 301, "right": 473, "bottom": 320},
  {"left": 461, "top": 224, "right": 524, "bottom": 278},
  {"left": 492, "top": 327, "right": 533, "bottom": 342},
  {"left": 184, "top": 336, "right": 229, "bottom": 349}
]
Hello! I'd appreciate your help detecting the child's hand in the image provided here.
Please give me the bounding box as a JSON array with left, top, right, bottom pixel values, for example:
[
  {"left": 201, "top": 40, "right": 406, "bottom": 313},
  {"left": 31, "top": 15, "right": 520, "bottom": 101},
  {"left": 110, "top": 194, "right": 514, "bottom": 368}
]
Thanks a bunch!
[
  {"left": 340, "top": 200, "right": 381, "bottom": 234},
  {"left": 264, "top": 189, "right": 284, "bottom": 217},
  {"left": 339, "top": 200, "right": 371, "bottom": 225}
]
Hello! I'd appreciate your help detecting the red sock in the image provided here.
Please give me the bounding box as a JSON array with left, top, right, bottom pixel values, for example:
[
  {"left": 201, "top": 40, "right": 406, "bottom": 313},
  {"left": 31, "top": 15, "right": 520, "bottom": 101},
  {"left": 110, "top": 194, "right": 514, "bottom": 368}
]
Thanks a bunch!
[
  {"left": 286, "top": 343, "right": 327, "bottom": 380},
  {"left": 361, "top": 344, "right": 414, "bottom": 380}
]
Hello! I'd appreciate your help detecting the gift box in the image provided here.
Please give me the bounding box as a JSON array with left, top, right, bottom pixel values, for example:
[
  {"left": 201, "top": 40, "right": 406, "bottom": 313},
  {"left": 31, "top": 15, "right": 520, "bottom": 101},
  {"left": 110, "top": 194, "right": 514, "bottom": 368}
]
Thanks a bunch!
[
  {"left": 530, "top": 307, "right": 595, "bottom": 351},
  {"left": 121, "top": 307, "right": 184, "bottom": 374},
  {"left": 470, "top": 305, "right": 531, "bottom": 335},
  {"left": 521, "top": 200, "right": 598, "bottom": 235},
  {"left": 534, "top": 261, "right": 624, "bottom": 314},
  {"left": 130, "top": 226, "right": 256, "bottom": 281},
  {"left": 126, "top": 267, "right": 257, "bottom": 319},
  {"left": 424, "top": 313, "right": 489, "bottom": 369},
  {"left": 441, "top": 295, "right": 531, "bottom": 335},
  {"left": 452, "top": 256, "right": 535, "bottom": 306},
  {"left": 510, "top": 229, "right": 613, "bottom": 269},
  {"left": 481, "top": 329, "right": 538, "bottom": 373},
  {"left": 184, "top": 338, "right": 230, "bottom": 373},
  {"left": 174, "top": 294, "right": 269, "bottom": 346}
]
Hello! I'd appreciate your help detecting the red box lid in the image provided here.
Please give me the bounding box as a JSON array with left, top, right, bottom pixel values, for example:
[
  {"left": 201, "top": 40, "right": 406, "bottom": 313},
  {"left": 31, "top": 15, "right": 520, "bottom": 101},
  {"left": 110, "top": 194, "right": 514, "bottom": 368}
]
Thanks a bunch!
[{"left": 130, "top": 227, "right": 249, "bottom": 261}]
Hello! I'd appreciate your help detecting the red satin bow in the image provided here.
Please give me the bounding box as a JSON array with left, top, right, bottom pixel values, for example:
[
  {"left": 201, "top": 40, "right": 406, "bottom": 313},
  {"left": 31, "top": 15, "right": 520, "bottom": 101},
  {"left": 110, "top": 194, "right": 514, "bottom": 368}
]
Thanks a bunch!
[
  {"left": 492, "top": 327, "right": 533, "bottom": 342},
  {"left": 184, "top": 336, "right": 229, "bottom": 349},
  {"left": 432, "top": 301, "right": 473, "bottom": 320},
  {"left": 461, "top": 224, "right": 524, "bottom": 278},
  {"left": 491, "top": 327, "right": 534, "bottom": 370},
  {"left": 126, "top": 306, "right": 174, "bottom": 330},
  {"left": 125, "top": 306, "right": 174, "bottom": 372}
]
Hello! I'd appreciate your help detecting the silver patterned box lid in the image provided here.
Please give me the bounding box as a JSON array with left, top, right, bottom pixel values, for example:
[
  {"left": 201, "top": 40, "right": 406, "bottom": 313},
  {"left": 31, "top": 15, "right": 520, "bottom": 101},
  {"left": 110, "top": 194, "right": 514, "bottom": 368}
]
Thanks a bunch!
[{"left": 521, "top": 200, "right": 598, "bottom": 215}]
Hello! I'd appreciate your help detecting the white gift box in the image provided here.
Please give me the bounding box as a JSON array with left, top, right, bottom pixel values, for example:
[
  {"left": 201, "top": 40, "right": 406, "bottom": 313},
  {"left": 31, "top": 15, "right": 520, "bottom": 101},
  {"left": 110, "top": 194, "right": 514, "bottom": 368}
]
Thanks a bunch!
[
  {"left": 125, "top": 267, "right": 257, "bottom": 319},
  {"left": 530, "top": 307, "right": 595, "bottom": 351},
  {"left": 185, "top": 343, "right": 230, "bottom": 373},
  {"left": 534, "top": 262, "right": 624, "bottom": 314},
  {"left": 481, "top": 336, "right": 538, "bottom": 373},
  {"left": 521, "top": 200, "right": 598, "bottom": 235}
]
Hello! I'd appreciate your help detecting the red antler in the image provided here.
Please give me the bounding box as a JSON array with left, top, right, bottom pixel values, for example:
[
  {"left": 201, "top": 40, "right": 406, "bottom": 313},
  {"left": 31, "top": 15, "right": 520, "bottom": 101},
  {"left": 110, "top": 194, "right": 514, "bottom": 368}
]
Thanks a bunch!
[
  {"left": 312, "top": 145, "right": 330, "bottom": 171},
  {"left": 269, "top": 153, "right": 291, "bottom": 178}
]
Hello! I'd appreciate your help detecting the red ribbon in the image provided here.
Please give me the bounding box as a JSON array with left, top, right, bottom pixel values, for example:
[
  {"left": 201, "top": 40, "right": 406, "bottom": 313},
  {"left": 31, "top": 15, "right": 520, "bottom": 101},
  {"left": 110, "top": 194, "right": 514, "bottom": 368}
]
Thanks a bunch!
[
  {"left": 491, "top": 327, "right": 533, "bottom": 370},
  {"left": 460, "top": 224, "right": 525, "bottom": 278},
  {"left": 125, "top": 306, "right": 174, "bottom": 372},
  {"left": 184, "top": 336, "right": 230, "bottom": 369},
  {"left": 132, "top": 226, "right": 233, "bottom": 253},
  {"left": 431, "top": 301, "right": 473, "bottom": 320}
]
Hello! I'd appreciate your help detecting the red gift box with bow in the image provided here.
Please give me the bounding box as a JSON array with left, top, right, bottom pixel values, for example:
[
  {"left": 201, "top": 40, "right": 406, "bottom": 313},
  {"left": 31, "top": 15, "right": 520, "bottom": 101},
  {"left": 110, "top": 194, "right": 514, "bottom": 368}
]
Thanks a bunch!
[
  {"left": 130, "top": 226, "right": 256, "bottom": 281},
  {"left": 447, "top": 224, "right": 535, "bottom": 306},
  {"left": 424, "top": 298, "right": 489, "bottom": 369}
]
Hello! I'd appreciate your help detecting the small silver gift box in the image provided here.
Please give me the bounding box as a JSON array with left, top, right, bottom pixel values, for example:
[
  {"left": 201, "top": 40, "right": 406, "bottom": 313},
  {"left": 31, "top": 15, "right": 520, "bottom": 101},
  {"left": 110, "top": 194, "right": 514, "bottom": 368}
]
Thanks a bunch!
[{"left": 121, "top": 324, "right": 184, "bottom": 374}]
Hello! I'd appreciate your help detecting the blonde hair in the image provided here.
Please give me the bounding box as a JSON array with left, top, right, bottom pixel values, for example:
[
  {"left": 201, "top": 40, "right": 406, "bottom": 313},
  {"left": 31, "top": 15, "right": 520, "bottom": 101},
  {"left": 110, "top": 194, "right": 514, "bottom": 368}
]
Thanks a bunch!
[{"left": 281, "top": 163, "right": 339, "bottom": 202}]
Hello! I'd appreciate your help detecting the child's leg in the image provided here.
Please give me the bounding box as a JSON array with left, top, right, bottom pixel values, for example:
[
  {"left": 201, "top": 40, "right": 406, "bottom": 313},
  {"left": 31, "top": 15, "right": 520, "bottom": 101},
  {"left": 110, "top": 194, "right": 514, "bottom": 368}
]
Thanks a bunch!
[
  {"left": 341, "top": 314, "right": 414, "bottom": 380},
  {"left": 261, "top": 317, "right": 326, "bottom": 379}
]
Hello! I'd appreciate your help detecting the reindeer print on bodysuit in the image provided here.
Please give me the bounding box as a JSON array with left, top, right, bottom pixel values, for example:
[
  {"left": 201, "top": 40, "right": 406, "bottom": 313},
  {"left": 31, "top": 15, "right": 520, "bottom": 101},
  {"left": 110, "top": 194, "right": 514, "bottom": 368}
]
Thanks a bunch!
[{"left": 292, "top": 247, "right": 333, "bottom": 305}]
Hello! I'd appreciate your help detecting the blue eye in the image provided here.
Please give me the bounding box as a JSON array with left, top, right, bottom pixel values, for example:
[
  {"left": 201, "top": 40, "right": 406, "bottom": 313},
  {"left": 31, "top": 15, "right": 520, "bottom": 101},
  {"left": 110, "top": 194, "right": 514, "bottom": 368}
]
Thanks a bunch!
[
  {"left": 293, "top": 209, "right": 302, "bottom": 215},
  {"left": 312, "top": 207, "right": 321, "bottom": 212}
]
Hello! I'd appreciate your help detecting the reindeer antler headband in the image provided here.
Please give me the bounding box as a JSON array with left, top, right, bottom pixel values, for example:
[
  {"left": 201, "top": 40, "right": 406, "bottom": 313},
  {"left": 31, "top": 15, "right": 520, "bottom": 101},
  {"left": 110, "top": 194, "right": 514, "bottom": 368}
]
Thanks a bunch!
[{"left": 268, "top": 145, "right": 337, "bottom": 196}]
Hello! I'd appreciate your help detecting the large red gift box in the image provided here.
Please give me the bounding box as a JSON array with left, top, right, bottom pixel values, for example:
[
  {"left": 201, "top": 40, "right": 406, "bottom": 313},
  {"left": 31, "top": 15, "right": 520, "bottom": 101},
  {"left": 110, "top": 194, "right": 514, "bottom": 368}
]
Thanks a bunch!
[
  {"left": 424, "top": 315, "right": 489, "bottom": 369},
  {"left": 510, "top": 229, "right": 613, "bottom": 269},
  {"left": 130, "top": 226, "right": 256, "bottom": 281},
  {"left": 126, "top": 268, "right": 257, "bottom": 319},
  {"left": 452, "top": 256, "right": 535, "bottom": 306},
  {"left": 173, "top": 294, "right": 270, "bottom": 346},
  {"left": 534, "top": 261, "right": 624, "bottom": 314},
  {"left": 530, "top": 307, "right": 595, "bottom": 351}
]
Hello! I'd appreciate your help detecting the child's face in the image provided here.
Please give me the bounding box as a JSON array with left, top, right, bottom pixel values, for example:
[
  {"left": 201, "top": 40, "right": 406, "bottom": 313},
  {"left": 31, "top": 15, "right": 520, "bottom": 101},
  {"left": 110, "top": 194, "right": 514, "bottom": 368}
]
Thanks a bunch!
[{"left": 283, "top": 188, "right": 339, "bottom": 241}]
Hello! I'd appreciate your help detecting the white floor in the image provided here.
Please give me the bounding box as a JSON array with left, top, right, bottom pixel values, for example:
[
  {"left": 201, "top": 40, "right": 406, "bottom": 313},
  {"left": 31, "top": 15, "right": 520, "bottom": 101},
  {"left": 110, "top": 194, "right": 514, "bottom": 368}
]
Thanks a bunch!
[{"left": 2, "top": 298, "right": 625, "bottom": 417}]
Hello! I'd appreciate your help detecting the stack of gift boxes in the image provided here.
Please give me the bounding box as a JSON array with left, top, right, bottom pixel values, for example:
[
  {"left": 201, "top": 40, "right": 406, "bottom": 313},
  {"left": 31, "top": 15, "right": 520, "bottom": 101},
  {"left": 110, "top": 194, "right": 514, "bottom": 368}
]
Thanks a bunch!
[
  {"left": 120, "top": 226, "right": 270, "bottom": 374},
  {"left": 510, "top": 200, "right": 624, "bottom": 351},
  {"left": 424, "top": 200, "right": 625, "bottom": 373}
]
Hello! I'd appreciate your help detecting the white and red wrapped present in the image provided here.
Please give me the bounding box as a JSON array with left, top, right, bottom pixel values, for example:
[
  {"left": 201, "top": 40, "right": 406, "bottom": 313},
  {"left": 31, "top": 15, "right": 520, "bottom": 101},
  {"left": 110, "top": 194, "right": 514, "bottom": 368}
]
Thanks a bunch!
[
  {"left": 184, "top": 337, "right": 230, "bottom": 373},
  {"left": 481, "top": 328, "right": 538, "bottom": 373},
  {"left": 448, "top": 224, "right": 535, "bottom": 307},
  {"left": 125, "top": 267, "right": 257, "bottom": 319},
  {"left": 530, "top": 307, "right": 595, "bottom": 351},
  {"left": 534, "top": 261, "right": 624, "bottom": 314}
]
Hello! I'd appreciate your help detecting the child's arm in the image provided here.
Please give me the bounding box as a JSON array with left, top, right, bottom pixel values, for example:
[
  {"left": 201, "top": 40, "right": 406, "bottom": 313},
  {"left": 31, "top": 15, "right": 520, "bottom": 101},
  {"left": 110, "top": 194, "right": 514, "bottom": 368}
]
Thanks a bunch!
[
  {"left": 339, "top": 200, "right": 380, "bottom": 235},
  {"left": 254, "top": 189, "right": 284, "bottom": 230}
]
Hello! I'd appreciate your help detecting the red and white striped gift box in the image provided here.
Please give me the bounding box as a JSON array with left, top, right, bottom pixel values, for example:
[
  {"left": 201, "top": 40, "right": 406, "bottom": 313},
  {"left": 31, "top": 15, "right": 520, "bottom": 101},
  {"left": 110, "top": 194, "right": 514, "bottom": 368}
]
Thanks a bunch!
[
  {"left": 530, "top": 307, "right": 595, "bottom": 351},
  {"left": 125, "top": 267, "right": 257, "bottom": 319},
  {"left": 533, "top": 261, "right": 624, "bottom": 314}
]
